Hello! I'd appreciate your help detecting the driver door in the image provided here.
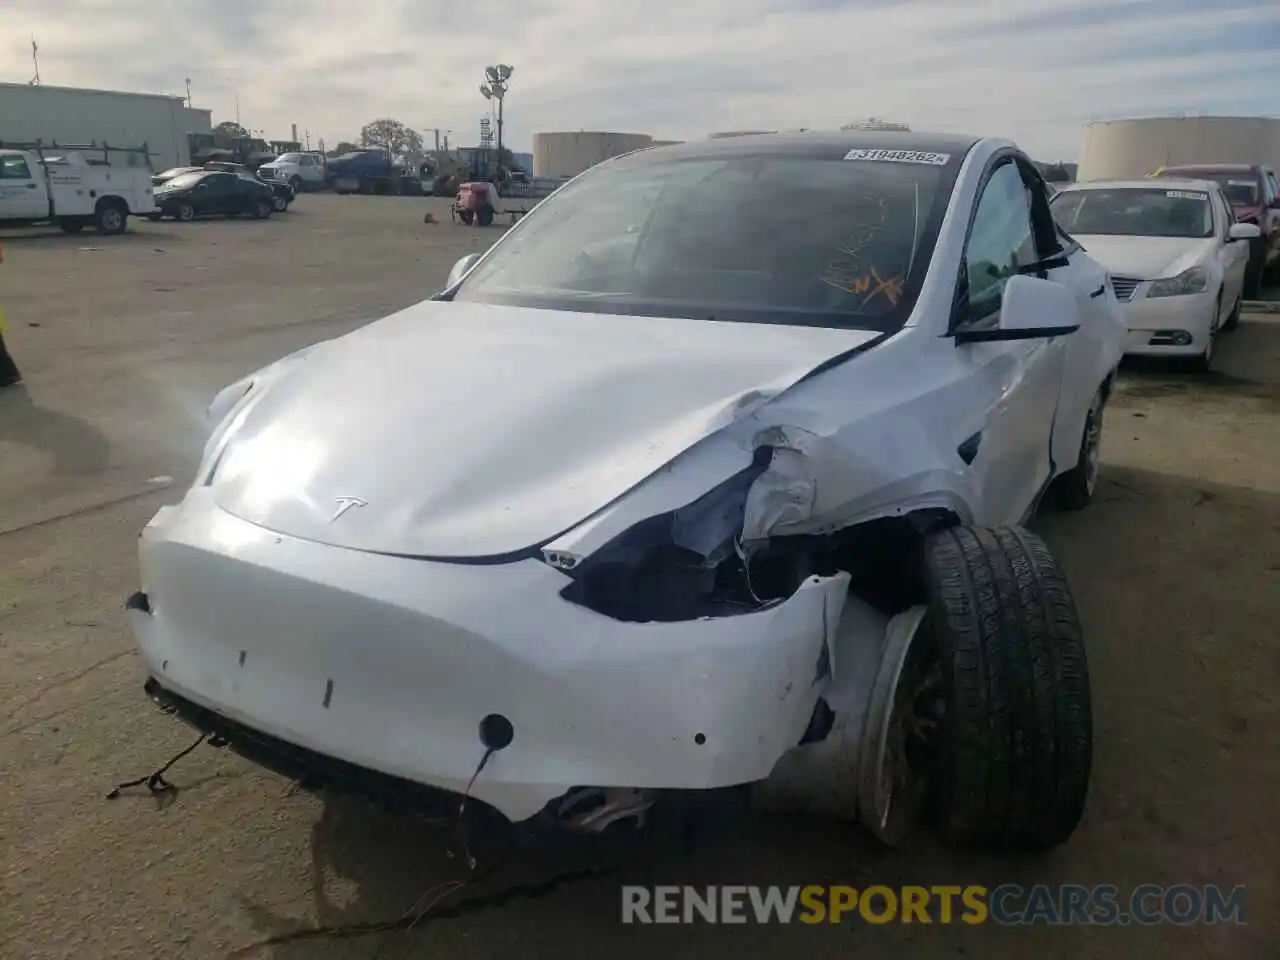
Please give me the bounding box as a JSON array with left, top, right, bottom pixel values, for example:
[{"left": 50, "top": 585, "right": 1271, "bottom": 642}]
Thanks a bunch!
[
  {"left": 198, "top": 174, "right": 236, "bottom": 215},
  {"left": 953, "top": 158, "right": 1070, "bottom": 526}
]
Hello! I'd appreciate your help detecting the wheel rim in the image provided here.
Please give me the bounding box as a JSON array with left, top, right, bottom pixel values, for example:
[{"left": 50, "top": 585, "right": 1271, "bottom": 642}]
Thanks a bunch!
[
  {"left": 179, "top": 205, "right": 194, "bottom": 221},
  {"left": 102, "top": 209, "right": 122, "bottom": 231},
  {"left": 1083, "top": 397, "right": 1104, "bottom": 496},
  {"left": 273, "top": 196, "right": 286, "bottom": 211}
]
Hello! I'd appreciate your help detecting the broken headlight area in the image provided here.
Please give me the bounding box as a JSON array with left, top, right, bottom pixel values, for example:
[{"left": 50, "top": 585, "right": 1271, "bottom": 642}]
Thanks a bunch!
[{"left": 558, "top": 448, "right": 824, "bottom": 622}]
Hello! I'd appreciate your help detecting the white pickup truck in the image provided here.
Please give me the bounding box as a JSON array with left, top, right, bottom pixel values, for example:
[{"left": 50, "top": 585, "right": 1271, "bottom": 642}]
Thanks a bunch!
[
  {"left": 0, "top": 148, "right": 156, "bottom": 234},
  {"left": 256, "top": 151, "right": 327, "bottom": 192}
]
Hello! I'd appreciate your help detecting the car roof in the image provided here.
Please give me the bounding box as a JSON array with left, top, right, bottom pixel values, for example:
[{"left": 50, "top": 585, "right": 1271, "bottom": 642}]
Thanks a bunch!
[
  {"left": 628, "top": 130, "right": 986, "bottom": 164},
  {"left": 1159, "top": 163, "right": 1259, "bottom": 174},
  {"left": 1061, "top": 178, "right": 1220, "bottom": 192}
]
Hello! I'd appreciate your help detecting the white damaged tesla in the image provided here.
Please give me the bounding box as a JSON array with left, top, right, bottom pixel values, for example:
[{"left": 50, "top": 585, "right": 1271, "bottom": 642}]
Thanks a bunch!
[{"left": 128, "top": 132, "right": 1125, "bottom": 852}]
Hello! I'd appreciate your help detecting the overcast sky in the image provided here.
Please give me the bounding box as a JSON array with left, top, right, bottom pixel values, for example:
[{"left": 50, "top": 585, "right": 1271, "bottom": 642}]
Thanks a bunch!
[{"left": 1, "top": 0, "right": 1277, "bottom": 159}]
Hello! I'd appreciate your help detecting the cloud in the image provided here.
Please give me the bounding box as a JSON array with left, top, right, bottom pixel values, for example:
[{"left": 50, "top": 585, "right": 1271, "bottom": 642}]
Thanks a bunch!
[{"left": 1, "top": 0, "right": 1277, "bottom": 159}]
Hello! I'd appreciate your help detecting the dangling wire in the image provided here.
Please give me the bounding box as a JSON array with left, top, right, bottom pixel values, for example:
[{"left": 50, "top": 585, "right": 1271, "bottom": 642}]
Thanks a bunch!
[{"left": 105, "top": 732, "right": 208, "bottom": 799}]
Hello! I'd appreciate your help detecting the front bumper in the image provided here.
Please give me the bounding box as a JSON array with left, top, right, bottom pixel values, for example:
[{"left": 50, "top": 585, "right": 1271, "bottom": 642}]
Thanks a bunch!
[
  {"left": 1120, "top": 288, "right": 1217, "bottom": 357},
  {"left": 128, "top": 490, "right": 850, "bottom": 822}
]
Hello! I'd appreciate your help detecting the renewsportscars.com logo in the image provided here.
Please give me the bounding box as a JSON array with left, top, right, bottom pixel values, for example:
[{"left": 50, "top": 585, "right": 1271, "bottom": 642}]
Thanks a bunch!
[{"left": 621, "top": 884, "right": 1248, "bottom": 926}]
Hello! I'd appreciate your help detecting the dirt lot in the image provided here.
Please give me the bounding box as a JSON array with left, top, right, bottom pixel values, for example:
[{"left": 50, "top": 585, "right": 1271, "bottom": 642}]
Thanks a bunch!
[{"left": 1, "top": 195, "right": 1277, "bottom": 959}]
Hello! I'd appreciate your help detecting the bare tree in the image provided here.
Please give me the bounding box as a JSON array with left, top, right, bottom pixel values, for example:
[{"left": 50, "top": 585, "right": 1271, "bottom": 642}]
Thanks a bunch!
[{"left": 359, "top": 119, "right": 424, "bottom": 161}]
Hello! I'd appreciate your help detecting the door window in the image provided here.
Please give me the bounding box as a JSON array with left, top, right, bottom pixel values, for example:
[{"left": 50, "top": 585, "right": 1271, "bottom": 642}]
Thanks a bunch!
[
  {"left": 0, "top": 156, "right": 33, "bottom": 179},
  {"left": 959, "top": 161, "right": 1038, "bottom": 324}
]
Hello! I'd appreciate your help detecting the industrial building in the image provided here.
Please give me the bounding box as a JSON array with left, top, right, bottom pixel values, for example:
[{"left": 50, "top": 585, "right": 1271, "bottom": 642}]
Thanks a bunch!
[
  {"left": 532, "top": 131, "right": 654, "bottom": 179},
  {"left": 1077, "top": 116, "right": 1280, "bottom": 181},
  {"left": 0, "top": 82, "right": 211, "bottom": 171}
]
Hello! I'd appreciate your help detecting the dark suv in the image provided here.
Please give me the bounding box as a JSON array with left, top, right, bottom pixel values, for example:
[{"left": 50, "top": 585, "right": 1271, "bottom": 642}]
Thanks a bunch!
[{"left": 1154, "top": 163, "right": 1280, "bottom": 297}]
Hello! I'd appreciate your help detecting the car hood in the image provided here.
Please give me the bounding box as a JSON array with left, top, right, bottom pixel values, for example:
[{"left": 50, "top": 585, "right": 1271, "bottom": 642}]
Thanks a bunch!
[
  {"left": 1073, "top": 235, "right": 1212, "bottom": 280},
  {"left": 208, "top": 300, "right": 881, "bottom": 558}
]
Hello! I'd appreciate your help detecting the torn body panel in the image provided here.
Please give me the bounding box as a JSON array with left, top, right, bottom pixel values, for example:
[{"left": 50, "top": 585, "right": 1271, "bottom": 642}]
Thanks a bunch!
[{"left": 131, "top": 490, "right": 851, "bottom": 823}]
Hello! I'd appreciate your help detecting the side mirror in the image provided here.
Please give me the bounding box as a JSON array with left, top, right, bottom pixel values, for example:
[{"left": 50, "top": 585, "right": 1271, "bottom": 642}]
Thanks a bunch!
[
  {"left": 1228, "top": 222, "right": 1262, "bottom": 242},
  {"left": 446, "top": 252, "right": 482, "bottom": 289},
  {"left": 955, "top": 275, "right": 1080, "bottom": 344}
]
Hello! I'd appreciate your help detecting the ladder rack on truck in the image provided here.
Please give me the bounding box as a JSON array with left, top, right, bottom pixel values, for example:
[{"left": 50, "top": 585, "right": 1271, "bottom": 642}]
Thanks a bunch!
[{"left": 0, "top": 139, "right": 156, "bottom": 169}]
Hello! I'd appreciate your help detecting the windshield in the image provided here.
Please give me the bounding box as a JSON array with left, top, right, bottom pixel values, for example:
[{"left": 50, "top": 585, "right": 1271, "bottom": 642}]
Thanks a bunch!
[
  {"left": 160, "top": 172, "right": 205, "bottom": 190},
  {"left": 1196, "top": 174, "right": 1259, "bottom": 206},
  {"left": 276, "top": 153, "right": 301, "bottom": 163},
  {"left": 451, "top": 150, "right": 961, "bottom": 331},
  {"left": 155, "top": 167, "right": 193, "bottom": 181},
  {"left": 1052, "top": 187, "right": 1213, "bottom": 239}
]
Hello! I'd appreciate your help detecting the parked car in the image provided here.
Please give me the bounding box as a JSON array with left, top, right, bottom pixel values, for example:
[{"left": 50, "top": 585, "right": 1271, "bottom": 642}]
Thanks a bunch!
[
  {"left": 204, "top": 161, "right": 295, "bottom": 212},
  {"left": 1052, "top": 179, "right": 1258, "bottom": 371},
  {"left": 149, "top": 169, "right": 275, "bottom": 221},
  {"left": 0, "top": 147, "right": 155, "bottom": 234},
  {"left": 256, "top": 151, "right": 327, "bottom": 192},
  {"left": 152, "top": 165, "right": 203, "bottom": 187},
  {"left": 128, "top": 132, "right": 1125, "bottom": 854},
  {"left": 1151, "top": 163, "right": 1280, "bottom": 297}
]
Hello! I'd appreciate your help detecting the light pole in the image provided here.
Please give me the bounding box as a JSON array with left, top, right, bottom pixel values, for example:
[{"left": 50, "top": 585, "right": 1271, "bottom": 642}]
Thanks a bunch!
[{"left": 479, "top": 64, "right": 514, "bottom": 159}]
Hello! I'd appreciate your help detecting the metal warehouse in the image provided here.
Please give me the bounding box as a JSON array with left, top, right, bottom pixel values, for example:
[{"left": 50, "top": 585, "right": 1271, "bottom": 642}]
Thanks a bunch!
[
  {"left": 1077, "top": 116, "right": 1280, "bottom": 181},
  {"left": 0, "top": 82, "right": 212, "bottom": 172},
  {"left": 532, "top": 131, "right": 653, "bottom": 179}
]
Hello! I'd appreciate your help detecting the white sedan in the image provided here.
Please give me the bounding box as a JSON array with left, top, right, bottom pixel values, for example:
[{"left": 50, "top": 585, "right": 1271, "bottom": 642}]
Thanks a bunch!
[
  {"left": 127, "top": 133, "right": 1125, "bottom": 853},
  {"left": 1051, "top": 179, "right": 1259, "bottom": 371}
]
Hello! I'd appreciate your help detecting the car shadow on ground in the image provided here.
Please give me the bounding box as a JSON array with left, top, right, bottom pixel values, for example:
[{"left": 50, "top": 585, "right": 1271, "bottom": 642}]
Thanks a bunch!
[
  {"left": 0, "top": 385, "right": 110, "bottom": 478},
  {"left": 212, "top": 460, "right": 1278, "bottom": 959}
]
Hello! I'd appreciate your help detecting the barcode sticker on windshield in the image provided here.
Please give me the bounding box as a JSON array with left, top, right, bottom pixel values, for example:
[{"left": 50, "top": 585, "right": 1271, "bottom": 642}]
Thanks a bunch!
[
  {"left": 843, "top": 148, "right": 950, "bottom": 165},
  {"left": 1165, "top": 190, "right": 1207, "bottom": 201}
]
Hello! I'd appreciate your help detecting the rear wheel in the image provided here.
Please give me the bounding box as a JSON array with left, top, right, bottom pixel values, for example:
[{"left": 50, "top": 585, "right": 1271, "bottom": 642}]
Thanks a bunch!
[
  {"left": 476, "top": 205, "right": 494, "bottom": 227},
  {"left": 176, "top": 203, "right": 196, "bottom": 222},
  {"left": 95, "top": 200, "right": 128, "bottom": 235},
  {"left": 920, "top": 525, "right": 1092, "bottom": 852},
  {"left": 252, "top": 198, "right": 272, "bottom": 219}
]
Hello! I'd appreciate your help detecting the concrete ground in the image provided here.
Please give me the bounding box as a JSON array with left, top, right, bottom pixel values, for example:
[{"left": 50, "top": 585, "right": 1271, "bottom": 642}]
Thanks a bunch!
[{"left": 1, "top": 196, "right": 1277, "bottom": 959}]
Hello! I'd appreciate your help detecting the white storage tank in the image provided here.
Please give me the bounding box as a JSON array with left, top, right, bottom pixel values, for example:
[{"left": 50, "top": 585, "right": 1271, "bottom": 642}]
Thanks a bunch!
[
  {"left": 1077, "top": 116, "right": 1280, "bottom": 181},
  {"left": 532, "top": 131, "right": 654, "bottom": 179}
]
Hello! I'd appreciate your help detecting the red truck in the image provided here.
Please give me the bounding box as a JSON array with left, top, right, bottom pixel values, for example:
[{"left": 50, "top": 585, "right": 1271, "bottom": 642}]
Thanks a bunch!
[{"left": 1154, "top": 163, "right": 1280, "bottom": 298}]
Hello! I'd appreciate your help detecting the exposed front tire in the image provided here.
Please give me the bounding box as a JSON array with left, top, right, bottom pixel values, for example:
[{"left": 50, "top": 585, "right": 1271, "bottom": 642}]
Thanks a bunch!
[
  {"left": 1220, "top": 295, "right": 1242, "bottom": 333},
  {"left": 1053, "top": 385, "right": 1106, "bottom": 511},
  {"left": 94, "top": 199, "right": 128, "bottom": 235},
  {"left": 920, "top": 525, "right": 1092, "bottom": 852}
]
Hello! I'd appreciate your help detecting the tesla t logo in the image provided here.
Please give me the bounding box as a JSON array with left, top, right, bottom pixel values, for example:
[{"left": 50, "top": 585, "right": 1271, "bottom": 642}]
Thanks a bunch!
[{"left": 330, "top": 497, "right": 368, "bottom": 522}]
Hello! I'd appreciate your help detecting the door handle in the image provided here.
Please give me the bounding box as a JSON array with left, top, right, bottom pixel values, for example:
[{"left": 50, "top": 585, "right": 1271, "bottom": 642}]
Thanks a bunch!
[
  {"left": 1089, "top": 284, "right": 1105, "bottom": 298},
  {"left": 25, "top": 183, "right": 37, "bottom": 189}
]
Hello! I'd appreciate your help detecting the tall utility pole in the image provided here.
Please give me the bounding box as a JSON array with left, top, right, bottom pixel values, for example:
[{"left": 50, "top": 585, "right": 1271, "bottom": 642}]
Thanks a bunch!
[
  {"left": 479, "top": 64, "right": 514, "bottom": 158},
  {"left": 30, "top": 37, "right": 40, "bottom": 86},
  {"left": 184, "top": 77, "right": 192, "bottom": 107}
]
